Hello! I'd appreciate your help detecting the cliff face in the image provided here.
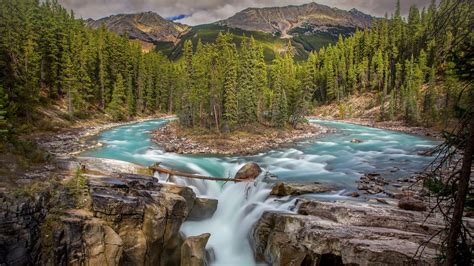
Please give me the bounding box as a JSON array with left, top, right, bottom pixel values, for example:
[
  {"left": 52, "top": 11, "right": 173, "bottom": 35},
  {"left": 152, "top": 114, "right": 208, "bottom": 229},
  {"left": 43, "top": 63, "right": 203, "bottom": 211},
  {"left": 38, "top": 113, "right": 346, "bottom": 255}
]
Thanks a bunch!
[
  {"left": 86, "top": 11, "right": 190, "bottom": 45},
  {"left": 0, "top": 158, "right": 216, "bottom": 266},
  {"left": 215, "top": 2, "right": 372, "bottom": 37}
]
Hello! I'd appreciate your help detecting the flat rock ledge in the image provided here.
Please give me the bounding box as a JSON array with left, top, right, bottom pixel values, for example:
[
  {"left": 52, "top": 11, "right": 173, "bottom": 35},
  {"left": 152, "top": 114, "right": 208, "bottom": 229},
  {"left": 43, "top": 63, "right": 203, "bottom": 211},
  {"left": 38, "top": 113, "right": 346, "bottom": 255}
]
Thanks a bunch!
[
  {"left": 152, "top": 122, "right": 329, "bottom": 155},
  {"left": 251, "top": 199, "right": 474, "bottom": 266}
]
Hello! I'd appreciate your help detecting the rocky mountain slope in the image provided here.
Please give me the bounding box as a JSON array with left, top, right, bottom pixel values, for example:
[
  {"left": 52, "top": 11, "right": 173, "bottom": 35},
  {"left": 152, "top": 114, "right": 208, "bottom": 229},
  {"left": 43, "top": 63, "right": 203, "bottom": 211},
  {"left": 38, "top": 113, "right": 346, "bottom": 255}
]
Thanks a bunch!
[
  {"left": 86, "top": 3, "right": 372, "bottom": 60},
  {"left": 215, "top": 2, "right": 372, "bottom": 37},
  {"left": 86, "top": 11, "right": 190, "bottom": 45}
]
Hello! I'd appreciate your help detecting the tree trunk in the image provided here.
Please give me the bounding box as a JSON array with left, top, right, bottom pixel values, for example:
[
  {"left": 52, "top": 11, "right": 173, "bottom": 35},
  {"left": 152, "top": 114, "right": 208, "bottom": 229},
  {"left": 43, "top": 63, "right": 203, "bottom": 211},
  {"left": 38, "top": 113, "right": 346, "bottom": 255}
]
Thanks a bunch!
[{"left": 444, "top": 91, "right": 474, "bottom": 266}]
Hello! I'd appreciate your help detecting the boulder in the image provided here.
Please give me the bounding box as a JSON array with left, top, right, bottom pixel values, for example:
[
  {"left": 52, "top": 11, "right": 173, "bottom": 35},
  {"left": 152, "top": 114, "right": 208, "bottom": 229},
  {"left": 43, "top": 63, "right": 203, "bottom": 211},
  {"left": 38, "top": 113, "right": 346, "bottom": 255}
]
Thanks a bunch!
[
  {"left": 398, "top": 197, "right": 427, "bottom": 211},
  {"left": 344, "top": 191, "right": 360, "bottom": 197},
  {"left": 234, "top": 163, "right": 262, "bottom": 180},
  {"left": 188, "top": 198, "right": 218, "bottom": 221},
  {"left": 181, "top": 233, "right": 211, "bottom": 266},
  {"left": 270, "top": 182, "right": 331, "bottom": 196},
  {"left": 351, "top": 138, "right": 363, "bottom": 143}
]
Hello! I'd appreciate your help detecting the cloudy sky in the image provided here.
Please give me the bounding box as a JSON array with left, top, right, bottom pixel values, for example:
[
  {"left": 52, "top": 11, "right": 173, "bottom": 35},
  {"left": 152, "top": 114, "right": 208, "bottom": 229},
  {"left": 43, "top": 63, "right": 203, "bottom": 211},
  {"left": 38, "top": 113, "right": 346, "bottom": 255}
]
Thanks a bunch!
[{"left": 59, "top": 0, "right": 432, "bottom": 25}]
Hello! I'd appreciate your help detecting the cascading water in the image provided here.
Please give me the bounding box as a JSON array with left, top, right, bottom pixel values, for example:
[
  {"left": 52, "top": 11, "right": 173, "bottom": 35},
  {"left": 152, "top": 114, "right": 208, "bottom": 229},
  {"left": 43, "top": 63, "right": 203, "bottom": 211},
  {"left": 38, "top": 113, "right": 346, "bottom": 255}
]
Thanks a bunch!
[{"left": 82, "top": 118, "right": 439, "bottom": 265}]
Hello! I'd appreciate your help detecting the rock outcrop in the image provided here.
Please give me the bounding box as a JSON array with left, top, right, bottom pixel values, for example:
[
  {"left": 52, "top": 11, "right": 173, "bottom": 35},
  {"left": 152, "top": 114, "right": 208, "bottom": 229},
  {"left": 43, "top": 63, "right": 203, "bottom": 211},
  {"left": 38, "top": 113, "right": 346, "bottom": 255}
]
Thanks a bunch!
[
  {"left": 87, "top": 12, "right": 190, "bottom": 45},
  {"left": 1, "top": 171, "right": 198, "bottom": 266},
  {"left": 216, "top": 2, "right": 372, "bottom": 36},
  {"left": 270, "top": 182, "right": 331, "bottom": 196},
  {"left": 252, "top": 199, "right": 453, "bottom": 265},
  {"left": 0, "top": 192, "right": 50, "bottom": 265},
  {"left": 234, "top": 163, "right": 262, "bottom": 180},
  {"left": 84, "top": 173, "right": 195, "bottom": 265},
  {"left": 181, "top": 233, "right": 211, "bottom": 266},
  {"left": 188, "top": 198, "right": 218, "bottom": 221}
]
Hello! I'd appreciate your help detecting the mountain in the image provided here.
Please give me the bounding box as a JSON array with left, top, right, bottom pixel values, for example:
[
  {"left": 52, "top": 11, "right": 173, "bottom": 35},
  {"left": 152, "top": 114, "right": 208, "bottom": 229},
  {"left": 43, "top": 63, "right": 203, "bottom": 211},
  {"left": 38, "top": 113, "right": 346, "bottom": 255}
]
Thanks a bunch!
[
  {"left": 88, "top": 3, "right": 373, "bottom": 60},
  {"left": 86, "top": 11, "right": 191, "bottom": 45},
  {"left": 215, "top": 2, "right": 372, "bottom": 37}
]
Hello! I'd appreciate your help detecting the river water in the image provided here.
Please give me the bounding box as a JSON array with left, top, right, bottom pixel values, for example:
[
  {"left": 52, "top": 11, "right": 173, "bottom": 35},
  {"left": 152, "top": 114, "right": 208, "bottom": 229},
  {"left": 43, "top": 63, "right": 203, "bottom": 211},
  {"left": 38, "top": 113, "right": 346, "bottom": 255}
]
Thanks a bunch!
[{"left": 82, "top": 118, "right": 439, "bottom": 265}]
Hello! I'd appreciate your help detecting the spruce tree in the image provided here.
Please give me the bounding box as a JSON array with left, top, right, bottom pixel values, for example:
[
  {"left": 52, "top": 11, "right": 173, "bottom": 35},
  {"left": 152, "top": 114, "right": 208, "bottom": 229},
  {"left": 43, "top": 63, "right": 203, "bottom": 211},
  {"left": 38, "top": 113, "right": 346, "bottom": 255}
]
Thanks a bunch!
[
  {"left": 271, "top": 62, "right": 288, "bottom": 127},
  {"left": 222, "top": 46, "right": 239, "bottom": 131},
  {"left": 0, "top": 85, "right": 9, "bottom": 140},
  {"left": 126, "top": 73, "right": 136, "bottom": 117},
  {"left": 107, "top": 74, "right": 127, "bottom": 121},
  {"left": 60, "top": 52, "right": 78, "bottom": 118},
  {"left": 423, "top": 67, "right": 437, "bottom": 126}
]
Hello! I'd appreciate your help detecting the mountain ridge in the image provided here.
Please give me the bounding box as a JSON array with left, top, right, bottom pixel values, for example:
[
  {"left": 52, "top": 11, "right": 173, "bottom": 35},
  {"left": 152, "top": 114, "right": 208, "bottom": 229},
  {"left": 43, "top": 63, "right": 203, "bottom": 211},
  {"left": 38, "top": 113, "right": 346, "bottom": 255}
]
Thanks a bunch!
[
  {"left": 215, "top": 2, "right": 372, "bottom": 37},
  {"left": 86, "top": 11, "right": 191, "bottom": 45},
  {"left": 86, "top": 2, "right": 373, "bottom": 59}
]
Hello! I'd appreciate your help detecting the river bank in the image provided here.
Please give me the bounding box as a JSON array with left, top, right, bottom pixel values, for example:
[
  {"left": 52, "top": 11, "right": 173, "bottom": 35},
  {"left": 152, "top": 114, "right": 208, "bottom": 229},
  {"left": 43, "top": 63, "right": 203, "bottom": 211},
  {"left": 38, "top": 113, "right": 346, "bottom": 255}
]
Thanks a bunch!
[
  {"left": 310, "top": 116, "right": 442, "bottom": 139},
  {"left": 151, "top": 121, "right": 330, "bottom": 155},
  {"left": 35, "top": 115, "right": 175, "bottom": 156}
]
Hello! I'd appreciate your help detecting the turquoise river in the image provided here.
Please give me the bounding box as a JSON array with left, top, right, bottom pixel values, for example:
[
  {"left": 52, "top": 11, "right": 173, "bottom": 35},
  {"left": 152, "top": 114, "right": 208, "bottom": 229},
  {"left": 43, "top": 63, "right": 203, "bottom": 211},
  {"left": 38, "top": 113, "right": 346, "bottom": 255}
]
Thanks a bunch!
[{"left": 82, "top": 119, "right": 439, "bottom": 265}]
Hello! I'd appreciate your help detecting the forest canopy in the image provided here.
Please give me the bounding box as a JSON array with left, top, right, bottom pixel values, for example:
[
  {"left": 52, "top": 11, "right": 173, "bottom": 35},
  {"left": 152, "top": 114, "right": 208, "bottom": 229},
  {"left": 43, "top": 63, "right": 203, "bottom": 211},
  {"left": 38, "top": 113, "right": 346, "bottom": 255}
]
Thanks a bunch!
[{"left": 0, "top": 0, "right": 472, "bottom": 137}]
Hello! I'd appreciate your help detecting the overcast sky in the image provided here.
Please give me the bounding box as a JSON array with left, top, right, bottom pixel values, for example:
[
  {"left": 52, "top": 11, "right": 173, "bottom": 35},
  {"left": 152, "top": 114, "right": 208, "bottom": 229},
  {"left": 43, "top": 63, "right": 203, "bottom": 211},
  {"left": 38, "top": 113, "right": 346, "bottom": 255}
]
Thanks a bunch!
[{"left": 59, "top": 0, "right": 433, "bottom": 25}]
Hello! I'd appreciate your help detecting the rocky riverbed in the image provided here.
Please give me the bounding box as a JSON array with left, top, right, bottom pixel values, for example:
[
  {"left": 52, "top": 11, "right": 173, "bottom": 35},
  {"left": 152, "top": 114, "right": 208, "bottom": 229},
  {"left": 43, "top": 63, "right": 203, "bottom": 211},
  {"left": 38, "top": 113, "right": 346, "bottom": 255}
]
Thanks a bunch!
[
  {"left": 152, "top": 121, "right": 330, "bottom": 155},
  {"left": 36, "top": 116, "right": 174, "bottom": 156}
]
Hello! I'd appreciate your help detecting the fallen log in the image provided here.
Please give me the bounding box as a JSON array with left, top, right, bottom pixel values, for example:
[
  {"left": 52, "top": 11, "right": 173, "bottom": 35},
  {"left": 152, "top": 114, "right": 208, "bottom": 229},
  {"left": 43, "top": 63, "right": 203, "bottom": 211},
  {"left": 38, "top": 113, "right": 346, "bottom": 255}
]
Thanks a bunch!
[{"left": 149, "top": 163, "right": 251, "bottom": 182}]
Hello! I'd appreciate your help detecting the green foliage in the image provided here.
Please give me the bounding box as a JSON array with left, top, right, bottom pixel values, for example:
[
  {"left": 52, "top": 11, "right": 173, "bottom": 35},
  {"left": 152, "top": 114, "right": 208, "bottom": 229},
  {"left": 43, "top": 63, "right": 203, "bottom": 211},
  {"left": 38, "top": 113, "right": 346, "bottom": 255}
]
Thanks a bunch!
[
  {"left": 0, "top": 0, "right": 471, "bottom": 136},
  {"left": 424, "top": 177, "right": 455, "bottom": 197},
  {"left": 0, "top": 85, "right": 9, "bottom": 140},
  {"left": 106, "top": 74, "right": 127, "bottom": 120},
  {"left": 65, "top": 167, "right": 89, "bottom": 209},
  {"left": 338, "top": 104, "right": 346, "bottom": 119}
]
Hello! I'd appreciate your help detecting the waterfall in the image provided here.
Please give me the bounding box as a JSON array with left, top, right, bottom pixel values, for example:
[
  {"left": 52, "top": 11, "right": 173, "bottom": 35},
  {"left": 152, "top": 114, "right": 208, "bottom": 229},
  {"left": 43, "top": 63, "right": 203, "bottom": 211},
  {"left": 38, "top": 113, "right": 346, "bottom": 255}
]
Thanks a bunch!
[{"left": 157, "top": 170, "right": 294, "bottom": 265}]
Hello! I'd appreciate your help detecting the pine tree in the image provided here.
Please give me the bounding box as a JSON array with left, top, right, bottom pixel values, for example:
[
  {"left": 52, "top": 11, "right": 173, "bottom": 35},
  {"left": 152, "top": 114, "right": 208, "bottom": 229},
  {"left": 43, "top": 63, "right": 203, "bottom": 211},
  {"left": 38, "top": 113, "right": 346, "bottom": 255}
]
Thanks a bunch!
[
  {"left": 222, "top": 45, "right": 239, "bottom": 131},
  {"left": 179, "top": 40, "right": 194, "bottom": 127},
  {"left": 107, "top": 74, "right": 127, "bottom": 121},
  {"left": 271, "top": 62, "right": 288, "bottom": 127},
  {"left": 0, "top": 85, "right": 9, "bottom": 140},
  {"left": 237, "top": 37, "right": 259, "bottom": 124},
  {"left": 60, "top": 52, "right": 78, "bottom": 118},
  {"left": 126, "top": 73, "right": 136, "bottom": 116},
  {"left": 423, "top": 67, "right": 437, "bottom": 126},
  {"left": 389, "top": 89, "right": 396, "bottom": 121}
]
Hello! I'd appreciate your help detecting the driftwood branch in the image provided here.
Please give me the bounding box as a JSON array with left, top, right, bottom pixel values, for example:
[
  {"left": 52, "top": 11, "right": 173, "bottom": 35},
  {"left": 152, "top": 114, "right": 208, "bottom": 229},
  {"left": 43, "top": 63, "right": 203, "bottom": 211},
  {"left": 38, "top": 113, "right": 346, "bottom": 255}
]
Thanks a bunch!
[{"left": 149, "top": 163, "right": 250, "bottom": 182}]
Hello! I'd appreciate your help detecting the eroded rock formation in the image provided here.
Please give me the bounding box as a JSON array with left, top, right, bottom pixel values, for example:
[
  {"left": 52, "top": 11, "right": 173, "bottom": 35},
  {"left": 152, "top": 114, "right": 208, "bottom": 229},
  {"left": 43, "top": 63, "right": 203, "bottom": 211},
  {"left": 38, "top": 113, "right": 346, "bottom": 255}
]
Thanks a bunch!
[
  {"left": 251, "top": 199, "right": 456, "bottom": 265},
  {"left": 0, "top": 171, "right": 202, "bottom": 266}
]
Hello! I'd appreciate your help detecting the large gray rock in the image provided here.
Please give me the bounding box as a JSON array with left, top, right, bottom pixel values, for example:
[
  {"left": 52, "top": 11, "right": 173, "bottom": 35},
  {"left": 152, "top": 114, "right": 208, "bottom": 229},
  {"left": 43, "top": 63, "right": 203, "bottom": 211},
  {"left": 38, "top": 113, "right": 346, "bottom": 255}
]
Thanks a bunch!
[
  {"left": 181, "top": 233, "right": 211, "bottom": 266},
  {"left": 252, "top": 199, "right": 449, "bottom": 266},
  {"left": 234, "top": 163, "right": 262, "bottom": 180},
  {"left": 398, "top": 197, "right": 427, "bottom": 211},
  {"left": 188, "top": 198, "right": 218, "bottom": 221},
  {"left": 270, "top": 182, "right": 331, "bottom": 196}
]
